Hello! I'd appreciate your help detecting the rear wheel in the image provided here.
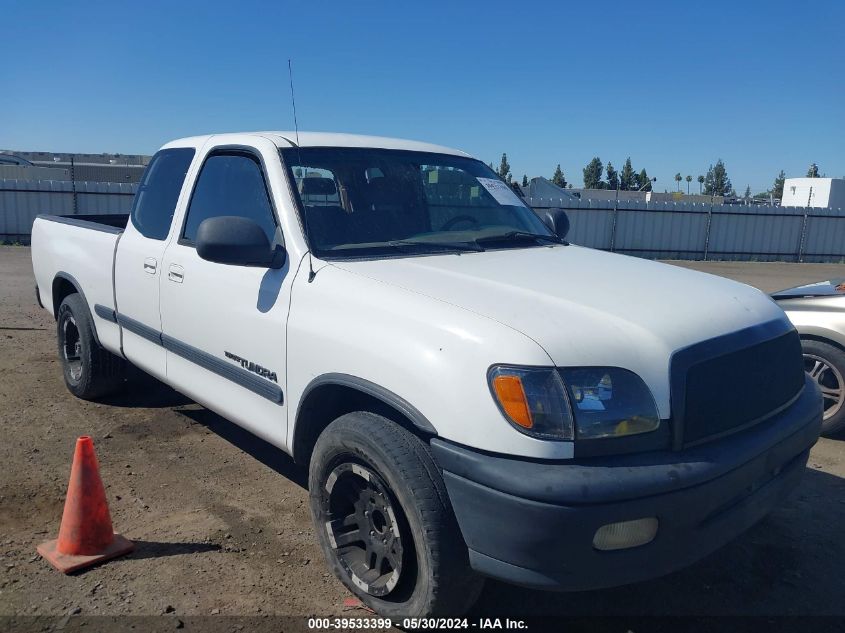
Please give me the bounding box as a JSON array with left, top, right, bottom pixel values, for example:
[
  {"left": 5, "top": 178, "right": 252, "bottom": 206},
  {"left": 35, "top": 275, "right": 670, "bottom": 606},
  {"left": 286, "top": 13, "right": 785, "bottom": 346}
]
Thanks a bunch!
[
  {"left": 57, "top": 294, "right": 125, "bottom": 400},
  {"left": 802, "top": 339, "right": 845, "bottom": 437},
  {"left": 308, "top": 412, "right": 483, "bottom": 618}
]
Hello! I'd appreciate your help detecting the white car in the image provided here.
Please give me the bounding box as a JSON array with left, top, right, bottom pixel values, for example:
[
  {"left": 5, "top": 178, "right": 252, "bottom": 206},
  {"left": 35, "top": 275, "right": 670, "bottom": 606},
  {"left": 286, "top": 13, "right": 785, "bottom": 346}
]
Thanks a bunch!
[
  {"left": 31, "top": 132, "right": 822, "bottom": 617},
  {"left": 773, "top": 279, "right": 845, "bottom": 436}
]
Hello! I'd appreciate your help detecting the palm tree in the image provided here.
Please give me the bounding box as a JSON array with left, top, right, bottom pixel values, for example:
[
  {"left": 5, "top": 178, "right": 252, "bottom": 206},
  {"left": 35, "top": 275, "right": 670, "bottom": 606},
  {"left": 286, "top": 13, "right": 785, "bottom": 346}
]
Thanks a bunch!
[
  {"left": 685, "top": 174, "right": 692, "bottom": 194},
  {"left": 674, "top": 173, "right": 682, "bottom": 191},
  {"left": 697, "top": 174, "right": 705, "bottom": 194}
]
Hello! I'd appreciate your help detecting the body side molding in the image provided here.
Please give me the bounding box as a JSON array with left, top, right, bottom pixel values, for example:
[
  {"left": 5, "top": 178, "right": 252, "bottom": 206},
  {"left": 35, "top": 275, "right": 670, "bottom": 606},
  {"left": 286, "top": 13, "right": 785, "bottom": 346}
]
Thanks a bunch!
[
  {"left": 95, "top": 306, "right": 283, "bottom": 404},
  {"left": 161, "top": 333, "right": 283, "bottom": 403},
  {"left": 94, "top": 304, "right": 117, "bottom": 322},
  {"left": 116, "top": 311, "right": 163, "bottom": 346}
]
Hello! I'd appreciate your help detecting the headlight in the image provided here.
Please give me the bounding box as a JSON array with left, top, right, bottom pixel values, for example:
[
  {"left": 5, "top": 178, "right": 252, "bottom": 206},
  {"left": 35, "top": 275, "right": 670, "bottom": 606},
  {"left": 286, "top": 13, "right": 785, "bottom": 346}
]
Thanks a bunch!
[
  {"left": 489, "top": 365, "right": 659, "bottom": 441},
  {"left": 560, "top": 367, "right": 660, "bottom": 439},
  {"left": 488, "top": 366, "right": 574, "bottom": 440}
]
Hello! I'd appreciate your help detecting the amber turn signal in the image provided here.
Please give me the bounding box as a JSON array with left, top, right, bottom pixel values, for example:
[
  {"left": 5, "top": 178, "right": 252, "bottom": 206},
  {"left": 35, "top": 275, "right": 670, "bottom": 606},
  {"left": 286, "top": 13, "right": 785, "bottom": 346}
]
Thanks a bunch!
[{"left": 492, "top": 375, "right": 533, "bottom": 428}]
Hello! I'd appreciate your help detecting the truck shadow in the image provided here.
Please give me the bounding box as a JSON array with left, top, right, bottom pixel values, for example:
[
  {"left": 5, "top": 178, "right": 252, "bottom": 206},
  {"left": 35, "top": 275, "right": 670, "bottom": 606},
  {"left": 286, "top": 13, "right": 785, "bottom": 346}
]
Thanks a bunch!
[
  {"left": 99, "top": 365, "right": 192, "bottom": 408},
  {"left": 176, "top": 407, "right": 308, "bottom": 490},
  {"left": 470, "top": 467, "right": 845, "bottom": 617}
]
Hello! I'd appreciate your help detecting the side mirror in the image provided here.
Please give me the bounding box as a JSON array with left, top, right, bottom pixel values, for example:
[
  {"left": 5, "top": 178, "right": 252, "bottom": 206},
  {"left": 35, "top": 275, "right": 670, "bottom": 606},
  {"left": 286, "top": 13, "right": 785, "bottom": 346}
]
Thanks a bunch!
[
  {"left": 541, "top": 208, "right": 570, "bottom": 239},
  {"left": 196, "top": 216, "right": 285, "bottom": 268}
]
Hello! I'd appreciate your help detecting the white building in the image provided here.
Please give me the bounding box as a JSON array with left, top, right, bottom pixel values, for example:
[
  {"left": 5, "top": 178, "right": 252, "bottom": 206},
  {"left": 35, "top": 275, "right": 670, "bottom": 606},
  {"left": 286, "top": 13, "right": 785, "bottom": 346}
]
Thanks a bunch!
[{"left": 781, "top": 178, "right": 845, "bottom": 209}]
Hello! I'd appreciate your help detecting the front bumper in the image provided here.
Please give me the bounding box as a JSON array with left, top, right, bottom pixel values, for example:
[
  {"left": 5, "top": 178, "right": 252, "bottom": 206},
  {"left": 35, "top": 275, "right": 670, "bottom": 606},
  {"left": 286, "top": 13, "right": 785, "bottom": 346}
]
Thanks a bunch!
[{"left": 431, "top": 375, "right": 822, "bottom": 591}]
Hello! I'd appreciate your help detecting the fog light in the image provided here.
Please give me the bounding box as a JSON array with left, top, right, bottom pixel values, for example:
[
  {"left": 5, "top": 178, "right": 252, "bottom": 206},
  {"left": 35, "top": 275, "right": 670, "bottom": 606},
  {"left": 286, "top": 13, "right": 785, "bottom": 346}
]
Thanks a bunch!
[{"left": 593, "top": 517, "right": 658, "bottom": 551}]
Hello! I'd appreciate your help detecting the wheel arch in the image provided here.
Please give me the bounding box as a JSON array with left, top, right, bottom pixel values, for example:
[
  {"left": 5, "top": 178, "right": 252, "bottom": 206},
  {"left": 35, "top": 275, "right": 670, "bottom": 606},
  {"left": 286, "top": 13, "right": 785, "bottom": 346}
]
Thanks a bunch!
[
  {"left": 292, "top": 373, "right": 437, "bottom": 465},
  {"left": 798, "top": 328, "right": 845, "bottom": 354},
  {"left": 51, "top": 272, "right": 101, "bottom": 346}
]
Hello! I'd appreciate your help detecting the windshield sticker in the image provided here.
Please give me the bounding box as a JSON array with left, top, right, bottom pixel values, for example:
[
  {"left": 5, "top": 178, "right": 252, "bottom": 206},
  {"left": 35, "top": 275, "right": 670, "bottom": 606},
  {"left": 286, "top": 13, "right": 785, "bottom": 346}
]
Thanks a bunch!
[{"left": 476, "top": 177, "right": 524, "bottom": 207}]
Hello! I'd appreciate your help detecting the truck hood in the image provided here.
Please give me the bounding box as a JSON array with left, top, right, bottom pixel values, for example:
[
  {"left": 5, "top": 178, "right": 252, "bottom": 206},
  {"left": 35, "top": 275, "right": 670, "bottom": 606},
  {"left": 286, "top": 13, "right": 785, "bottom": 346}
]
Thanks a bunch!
[{"left": 330, "top": 246, "right": 788, "bottom": 416}]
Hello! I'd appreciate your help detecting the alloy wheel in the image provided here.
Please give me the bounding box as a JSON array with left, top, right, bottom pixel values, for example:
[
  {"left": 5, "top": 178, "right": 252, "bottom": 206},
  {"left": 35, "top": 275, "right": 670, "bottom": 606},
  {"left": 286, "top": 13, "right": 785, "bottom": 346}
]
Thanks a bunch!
[
  {"left": 805, "top": 353, "right": 845, "bottom": 420},
  {"left": 322, "top": 461, "right": 405, "bottom": 597}
]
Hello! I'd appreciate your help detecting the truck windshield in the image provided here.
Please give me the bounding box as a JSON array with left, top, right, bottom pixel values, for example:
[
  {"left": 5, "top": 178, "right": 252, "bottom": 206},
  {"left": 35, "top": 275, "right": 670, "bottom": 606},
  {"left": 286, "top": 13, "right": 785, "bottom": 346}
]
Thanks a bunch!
[{"left": 280, "top": 148, "right": 558, "bottom": 258}]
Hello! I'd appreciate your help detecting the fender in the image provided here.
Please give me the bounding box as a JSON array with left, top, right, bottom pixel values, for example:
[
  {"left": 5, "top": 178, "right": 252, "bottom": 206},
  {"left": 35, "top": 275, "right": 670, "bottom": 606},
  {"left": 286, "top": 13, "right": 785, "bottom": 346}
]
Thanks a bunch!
[
  {"left": 795, "top": 325, "right": 845, "bottom": 351},
  {"left": 294, "top": 372, "right": 438, "bottom": 447}
]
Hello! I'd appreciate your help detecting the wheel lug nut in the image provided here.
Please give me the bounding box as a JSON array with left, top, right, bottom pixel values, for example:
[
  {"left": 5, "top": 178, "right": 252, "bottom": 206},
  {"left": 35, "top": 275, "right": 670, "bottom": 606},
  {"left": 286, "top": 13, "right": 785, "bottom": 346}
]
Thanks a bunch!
[{"left": 370, "top": 530, "right": 375, "bottom": 536}]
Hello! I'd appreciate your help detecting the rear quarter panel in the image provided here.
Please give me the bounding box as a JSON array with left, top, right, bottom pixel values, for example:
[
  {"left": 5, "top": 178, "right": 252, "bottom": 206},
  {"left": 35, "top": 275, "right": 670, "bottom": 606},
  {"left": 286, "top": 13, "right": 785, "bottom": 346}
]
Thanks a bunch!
[{"left": 31, "top": 217, "right": 122, "bottom": 354}]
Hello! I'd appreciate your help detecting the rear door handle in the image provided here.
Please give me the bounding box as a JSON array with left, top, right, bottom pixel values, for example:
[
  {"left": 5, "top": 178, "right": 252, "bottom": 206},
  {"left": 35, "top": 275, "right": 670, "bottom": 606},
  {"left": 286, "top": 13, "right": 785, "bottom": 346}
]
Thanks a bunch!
[
  {"left": 168, "top": 264, "right": 185, "bottom": 283},
  {"left": 143, "top": 258, "right": 157, "bottom": 274}
]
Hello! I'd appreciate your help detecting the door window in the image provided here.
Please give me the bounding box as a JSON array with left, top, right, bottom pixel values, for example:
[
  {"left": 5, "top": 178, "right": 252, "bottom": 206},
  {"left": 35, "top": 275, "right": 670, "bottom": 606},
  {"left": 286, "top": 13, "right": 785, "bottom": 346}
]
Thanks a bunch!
[{"left": 182, "top": 152, "right": 277, "bottom": 243}]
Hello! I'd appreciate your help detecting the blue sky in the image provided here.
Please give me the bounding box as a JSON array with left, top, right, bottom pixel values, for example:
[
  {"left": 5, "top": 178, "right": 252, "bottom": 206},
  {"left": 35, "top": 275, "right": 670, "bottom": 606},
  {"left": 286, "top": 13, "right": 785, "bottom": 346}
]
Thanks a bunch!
[{"left": 2, "top": 0, "right": 843, "bottom": 192}]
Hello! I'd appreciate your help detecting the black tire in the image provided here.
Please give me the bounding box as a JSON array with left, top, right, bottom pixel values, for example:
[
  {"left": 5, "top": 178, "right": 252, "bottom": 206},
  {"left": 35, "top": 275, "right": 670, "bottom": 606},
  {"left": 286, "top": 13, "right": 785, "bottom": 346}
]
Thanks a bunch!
[
  {"left": 308, "top": 412, "right": 483, "bottom": 618},
  {"left": 57, "top": 293, "right": 125, "bottom": 400},
  {"left": 802, "top": 339, "right": 845, "bottom": 437}
]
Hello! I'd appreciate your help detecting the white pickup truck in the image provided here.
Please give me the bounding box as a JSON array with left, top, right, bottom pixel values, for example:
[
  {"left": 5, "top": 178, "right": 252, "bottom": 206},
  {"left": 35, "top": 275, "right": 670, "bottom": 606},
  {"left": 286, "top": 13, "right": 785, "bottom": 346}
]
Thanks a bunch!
[{"left": 32, "top": 132, "right": 822, "bottom": 617}]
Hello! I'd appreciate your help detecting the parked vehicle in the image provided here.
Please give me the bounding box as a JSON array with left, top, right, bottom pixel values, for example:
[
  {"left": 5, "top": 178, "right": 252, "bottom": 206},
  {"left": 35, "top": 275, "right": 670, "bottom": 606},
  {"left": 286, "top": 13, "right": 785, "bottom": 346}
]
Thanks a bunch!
[
  {"left": 31, "top": 132, "right": 822, "bottom": 618},
  {"left": 773, "top": 279, "right": 845, "bottom": 436}
]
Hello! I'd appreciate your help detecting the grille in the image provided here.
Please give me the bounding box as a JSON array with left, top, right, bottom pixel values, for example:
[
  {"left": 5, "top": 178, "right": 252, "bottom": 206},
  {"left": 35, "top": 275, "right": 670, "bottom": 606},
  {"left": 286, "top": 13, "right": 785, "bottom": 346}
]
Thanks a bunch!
[{"left": 680, "top": 330, "right": 805, "bottom": 445}]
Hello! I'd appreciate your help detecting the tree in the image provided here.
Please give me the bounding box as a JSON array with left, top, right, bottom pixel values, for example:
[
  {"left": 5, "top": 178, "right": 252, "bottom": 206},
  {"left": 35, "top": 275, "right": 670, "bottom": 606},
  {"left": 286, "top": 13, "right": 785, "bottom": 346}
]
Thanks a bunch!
[
  {"left": 498, "top": 153, "right": 512, "bottom": 183},
  {"left": 636, "top": 168, "right": 653, "bottom": 191},
  {"left": 619, "top": 157, "right": 636, "bottom": 190},
  {"left": 773, "top": 170, "right": 786, "bottom": 200},
  {"left": 674, "top": 172, "right": 682, "bottom": 191},
  {"left": 583, "top": 157, "right": 604, "bottom": 189},
  {"left": 743, "top": 185, "right": 751, "bottom": 201},
  {"left": 551, "top": 164, "right": 567, "bottom": 188},
  {"left": 522, "top": 174, "right": 528, "bottom": 187},
  {"left": 488, "top": 162, "right": 494, "bottom": 171},
  {"left": 703, "top": 159, "right": 732, "bottom": 196},
  {"left": 807, "top": 162, "right": 819, "bottom": 178},
  {"left": 606, "top": 162, "right": 619, "bottom": 190},
  {"left": 697, "top": 174, "right": 705, "bottom": 193},
  {"left": 685, "top": 174, "right": 692, "bottom": 194}
]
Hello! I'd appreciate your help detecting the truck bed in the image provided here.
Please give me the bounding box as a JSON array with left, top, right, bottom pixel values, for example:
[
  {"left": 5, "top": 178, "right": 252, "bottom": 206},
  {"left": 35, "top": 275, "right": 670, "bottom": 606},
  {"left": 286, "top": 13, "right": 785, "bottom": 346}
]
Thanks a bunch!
[{"left": 31, "top": 213, "right": 127, "bottom": 355}]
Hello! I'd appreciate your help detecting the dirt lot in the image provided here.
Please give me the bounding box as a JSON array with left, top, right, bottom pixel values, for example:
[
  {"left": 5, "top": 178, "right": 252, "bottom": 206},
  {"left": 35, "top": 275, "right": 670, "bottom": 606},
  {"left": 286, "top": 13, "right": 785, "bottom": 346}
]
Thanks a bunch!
[{"left": 1, "top": 246, "right": 843, "bottom": 624}]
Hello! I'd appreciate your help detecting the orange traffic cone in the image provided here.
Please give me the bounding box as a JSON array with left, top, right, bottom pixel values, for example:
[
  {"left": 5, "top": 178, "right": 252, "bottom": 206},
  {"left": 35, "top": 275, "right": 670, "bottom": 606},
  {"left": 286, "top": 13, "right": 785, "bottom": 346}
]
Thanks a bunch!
[{"left": 37, "top": 436, "right": 133, "bottom": 573}]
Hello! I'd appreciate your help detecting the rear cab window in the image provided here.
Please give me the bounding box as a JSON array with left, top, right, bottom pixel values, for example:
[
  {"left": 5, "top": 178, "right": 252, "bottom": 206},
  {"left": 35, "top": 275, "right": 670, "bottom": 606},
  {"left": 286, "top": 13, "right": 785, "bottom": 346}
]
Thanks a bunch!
[{"left": 131, "top": 148, "right": 195, "bottom": 240}]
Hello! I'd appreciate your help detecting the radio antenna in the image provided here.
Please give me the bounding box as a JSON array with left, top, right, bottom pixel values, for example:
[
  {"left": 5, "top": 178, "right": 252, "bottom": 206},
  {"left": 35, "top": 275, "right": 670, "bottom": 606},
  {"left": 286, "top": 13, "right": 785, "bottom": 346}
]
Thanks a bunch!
[
  {"left": 288, "top": 59, "right": 316, "bottom": 282},
  {"left": 287, "top": 59, "right": 301, "bottom": 147}
]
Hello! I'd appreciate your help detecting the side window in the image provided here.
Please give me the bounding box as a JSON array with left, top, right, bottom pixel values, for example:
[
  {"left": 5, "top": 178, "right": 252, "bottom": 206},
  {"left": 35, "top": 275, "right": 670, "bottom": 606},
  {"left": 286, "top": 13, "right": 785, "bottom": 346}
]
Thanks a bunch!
[
  {"left": 130, "top": 148, "right": 195, "bottom": 240},
  {"left": 182, "top": 152, "right": 276, "bottom": 243}
]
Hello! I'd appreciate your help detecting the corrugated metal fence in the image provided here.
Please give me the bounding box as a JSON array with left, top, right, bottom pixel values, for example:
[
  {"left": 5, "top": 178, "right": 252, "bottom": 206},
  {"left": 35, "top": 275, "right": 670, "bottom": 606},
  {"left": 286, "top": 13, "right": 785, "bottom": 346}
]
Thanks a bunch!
[
  {"left": 0, "top": 179, "right": 137, "bottom": 243},
  {"left": 2, "top": 179, "right": 844, "bottom": 263},
  {"left": 530, "top": 197, "right": 845, "bottom": 263}
]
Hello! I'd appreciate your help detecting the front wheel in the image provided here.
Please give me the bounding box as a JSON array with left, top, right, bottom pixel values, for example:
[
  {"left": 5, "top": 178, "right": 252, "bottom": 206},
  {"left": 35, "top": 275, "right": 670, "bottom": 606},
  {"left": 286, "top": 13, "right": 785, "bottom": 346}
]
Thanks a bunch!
[
  {"left": 308, "top": 412, "right": 483, "bottom": 618},
  {"left": 802, "top": 339, "right": 845, "bottom": 437}
]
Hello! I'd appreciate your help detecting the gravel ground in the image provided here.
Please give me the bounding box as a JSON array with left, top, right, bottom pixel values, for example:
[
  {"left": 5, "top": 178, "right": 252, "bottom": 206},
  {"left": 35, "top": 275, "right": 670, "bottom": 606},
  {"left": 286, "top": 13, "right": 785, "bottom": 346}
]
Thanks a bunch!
[{"left": 0, "top": 246, "right": 843, "bottom": 625}]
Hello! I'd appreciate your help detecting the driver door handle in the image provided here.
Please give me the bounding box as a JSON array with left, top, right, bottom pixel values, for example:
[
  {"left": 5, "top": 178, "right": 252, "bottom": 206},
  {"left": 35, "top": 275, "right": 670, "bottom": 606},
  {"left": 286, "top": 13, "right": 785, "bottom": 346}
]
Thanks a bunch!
[{"left": 143, "top": 258, "right": 157, "bottom": 274}]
